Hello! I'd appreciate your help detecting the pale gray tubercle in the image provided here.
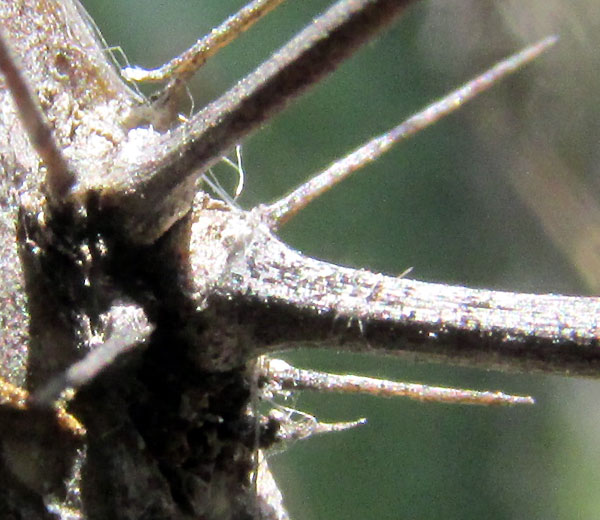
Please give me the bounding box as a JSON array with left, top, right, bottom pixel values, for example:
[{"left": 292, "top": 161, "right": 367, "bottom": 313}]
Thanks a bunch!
[{"left": 188, "top": 193, "right": 260, "bottom": 308}]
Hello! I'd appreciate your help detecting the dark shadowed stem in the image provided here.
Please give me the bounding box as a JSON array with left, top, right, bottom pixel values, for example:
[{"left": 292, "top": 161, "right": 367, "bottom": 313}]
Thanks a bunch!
[
  {"left": 102, "top": 0, "right": 419, "bottom": 242},
  {"left": 31, "top": 304, "right": 153, "bottom": 406},
  {"left": 0, "top": 29, "right": 74, "bottom": 203},
  {"left": 261, "top": 36, "right": 557, "bottom": 227},
  {"left": 0, "top": 376, "right": 85, "bottom": 436}
]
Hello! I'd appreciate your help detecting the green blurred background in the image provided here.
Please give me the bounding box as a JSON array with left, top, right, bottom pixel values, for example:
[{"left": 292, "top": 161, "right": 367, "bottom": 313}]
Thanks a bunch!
[{"left": 81, "top": 1, "right": 600, "bottom": 518}]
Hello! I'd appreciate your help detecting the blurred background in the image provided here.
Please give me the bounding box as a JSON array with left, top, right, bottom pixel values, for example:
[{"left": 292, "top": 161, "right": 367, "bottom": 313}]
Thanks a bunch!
[{"left": 81, "top": 1, "right": 600, "bottom": 518}]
